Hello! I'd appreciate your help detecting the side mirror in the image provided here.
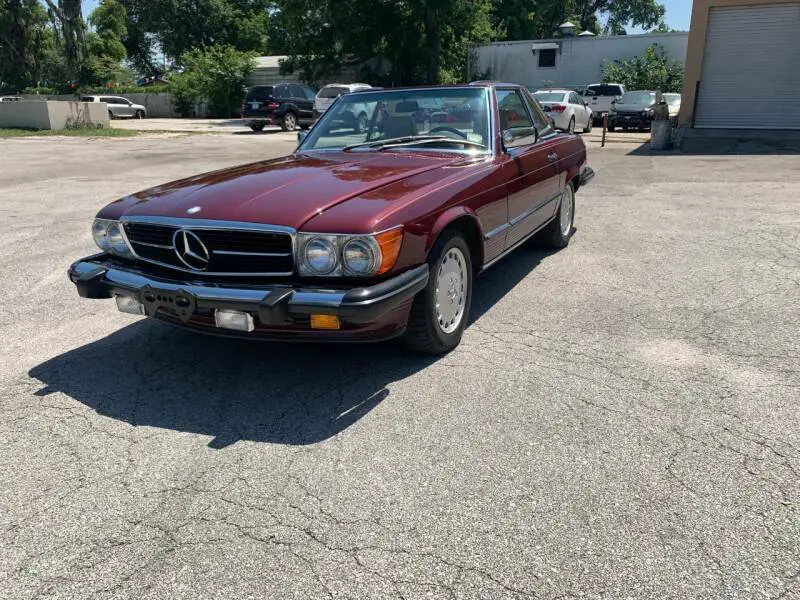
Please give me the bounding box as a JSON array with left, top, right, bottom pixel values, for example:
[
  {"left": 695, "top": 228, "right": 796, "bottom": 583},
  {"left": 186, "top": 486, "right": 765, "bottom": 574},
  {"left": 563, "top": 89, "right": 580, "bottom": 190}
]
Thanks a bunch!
[
  {"left": 611, "top": 99, "right": 617, "bottom": 104},
  {"left": 297, "top": 130, "right": 308, "bottom": 144}
]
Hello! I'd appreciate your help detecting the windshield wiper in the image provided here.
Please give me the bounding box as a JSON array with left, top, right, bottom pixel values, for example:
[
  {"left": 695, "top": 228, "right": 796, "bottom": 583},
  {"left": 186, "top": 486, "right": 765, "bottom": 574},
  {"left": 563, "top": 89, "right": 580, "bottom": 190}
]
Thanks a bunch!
[
  {"left": 341, "top": 135, "right": 451, "bottom": 152},
  {"left": 379, "top": 138, "right": 487, "bottom": 151}
]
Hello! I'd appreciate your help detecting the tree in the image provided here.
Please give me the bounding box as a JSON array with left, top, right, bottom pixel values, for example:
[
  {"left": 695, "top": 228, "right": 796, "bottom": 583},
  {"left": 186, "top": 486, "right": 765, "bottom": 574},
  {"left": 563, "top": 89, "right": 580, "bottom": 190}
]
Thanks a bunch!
[
  {"left": 0, "top": 0, "right": 49, "bottom": 91},
  {"left": 119, "top": 0, "right": 271, "bottom": 74},
  {"left": 86, "top": 0, "right": 129, "bottom": 85},
  {"left": 42, "top": 0, "right": 87, "bottom": 77},
  {"left": 174, "top": 44, "right": 256, "bottom": 117},
  {"left": 601, "top": 44, "right": 683, "bottom": 92},
  {"left": 576, "top": 0, "right": 666, "bottom": 35}
]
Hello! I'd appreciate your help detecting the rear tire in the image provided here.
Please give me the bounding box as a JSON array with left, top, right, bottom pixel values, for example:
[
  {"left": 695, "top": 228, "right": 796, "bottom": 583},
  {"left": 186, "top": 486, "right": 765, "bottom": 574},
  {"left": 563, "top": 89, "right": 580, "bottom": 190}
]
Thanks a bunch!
[
  {"left": 536, "top": 183, "right": 575, "bottom": 250},
  {"left": 281, "top": 112, "right": 297, "bottom": 131},
  {"left": 136, "top": 110, "right": 145, "bottom": 119},
  {"left": 608, "top": 123, "right": 616, "bottom": 132},
  {"left": 249, "top": 123, "right": 265, "bottom": 132},
  {"left": 567, "top": 117, "right": 575, "bottom": 134},
  {"left": 401, "top": 231, "right": 473, "bottom": 354},
  {"left": 108, "top": 110, "right": 114, "bottom": 120}
]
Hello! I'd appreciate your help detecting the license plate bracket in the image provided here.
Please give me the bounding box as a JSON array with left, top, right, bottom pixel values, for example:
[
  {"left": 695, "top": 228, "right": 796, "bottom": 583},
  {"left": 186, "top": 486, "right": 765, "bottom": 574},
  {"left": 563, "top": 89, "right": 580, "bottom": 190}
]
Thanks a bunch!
[{"left": 140, "top": 286, "right": 197, "bottom": 323}]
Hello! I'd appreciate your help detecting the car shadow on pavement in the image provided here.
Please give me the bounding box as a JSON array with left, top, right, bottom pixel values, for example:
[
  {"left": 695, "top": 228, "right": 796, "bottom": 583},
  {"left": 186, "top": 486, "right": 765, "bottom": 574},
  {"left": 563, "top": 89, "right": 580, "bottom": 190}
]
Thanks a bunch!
[{"left": 28, "top": 244, "right": 554, "bottom": 449}]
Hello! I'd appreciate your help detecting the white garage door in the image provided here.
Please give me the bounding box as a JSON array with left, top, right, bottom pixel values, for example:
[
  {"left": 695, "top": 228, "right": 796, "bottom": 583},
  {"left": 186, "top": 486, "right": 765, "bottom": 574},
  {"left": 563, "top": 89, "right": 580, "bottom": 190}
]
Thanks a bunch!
[{"left": 695, "top": 4, "right": 800, "bottom": 129}]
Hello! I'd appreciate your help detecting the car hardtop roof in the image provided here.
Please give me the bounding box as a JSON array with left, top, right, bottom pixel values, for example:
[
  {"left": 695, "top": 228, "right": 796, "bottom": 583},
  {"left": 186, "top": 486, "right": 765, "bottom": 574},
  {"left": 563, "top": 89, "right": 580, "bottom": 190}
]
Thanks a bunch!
[
  {"left": 321, "top": 82, "right": 371, "bottom": 88},
  {"left": 534, "top": 89, "right": 571, "bottom": 94}
]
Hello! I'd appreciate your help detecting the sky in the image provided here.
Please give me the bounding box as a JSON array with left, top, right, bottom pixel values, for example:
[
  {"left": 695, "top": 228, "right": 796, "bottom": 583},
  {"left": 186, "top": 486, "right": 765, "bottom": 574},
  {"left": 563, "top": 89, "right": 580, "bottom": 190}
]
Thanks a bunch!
[{"left": 81, "top": 0, "right": 693, "bottom": 32}]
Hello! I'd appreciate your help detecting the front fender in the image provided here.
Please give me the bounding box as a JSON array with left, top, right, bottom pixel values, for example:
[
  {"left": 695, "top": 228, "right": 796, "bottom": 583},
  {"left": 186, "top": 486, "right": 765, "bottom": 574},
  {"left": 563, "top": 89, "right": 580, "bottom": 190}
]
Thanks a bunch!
[{"left": 427, "top": 206, "right": 484, "bottom": 253}]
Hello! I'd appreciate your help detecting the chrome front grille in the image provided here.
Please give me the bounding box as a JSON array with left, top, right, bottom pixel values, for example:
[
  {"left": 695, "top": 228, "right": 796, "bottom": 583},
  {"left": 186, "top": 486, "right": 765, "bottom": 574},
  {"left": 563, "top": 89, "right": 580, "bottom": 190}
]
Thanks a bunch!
[{"left": 121, "top": 218, "right": 294, "bottom": 276}]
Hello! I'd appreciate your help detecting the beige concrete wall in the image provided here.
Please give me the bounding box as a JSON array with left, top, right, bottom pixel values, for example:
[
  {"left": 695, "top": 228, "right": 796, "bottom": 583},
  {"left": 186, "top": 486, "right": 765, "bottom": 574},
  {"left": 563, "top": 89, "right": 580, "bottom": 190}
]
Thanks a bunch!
[
  {"left": 678, "top": 0, "right": 800, "bottom": 126},
  {"left": 0, "top": 101, "right": 52, "bottom": 129},
  {"left": 20, "top": 93, "right": 210, "bottom": 118},
  {"left": 0, "top": 100, "right": 109, "bottom": 130}
]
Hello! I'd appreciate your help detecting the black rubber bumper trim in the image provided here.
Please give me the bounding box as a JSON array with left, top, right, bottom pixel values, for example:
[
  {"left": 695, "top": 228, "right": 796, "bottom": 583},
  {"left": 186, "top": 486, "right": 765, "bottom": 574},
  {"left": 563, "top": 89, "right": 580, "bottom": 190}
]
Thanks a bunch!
[{"left": 68, "top": 256, "right": 429, "bottom": 326}]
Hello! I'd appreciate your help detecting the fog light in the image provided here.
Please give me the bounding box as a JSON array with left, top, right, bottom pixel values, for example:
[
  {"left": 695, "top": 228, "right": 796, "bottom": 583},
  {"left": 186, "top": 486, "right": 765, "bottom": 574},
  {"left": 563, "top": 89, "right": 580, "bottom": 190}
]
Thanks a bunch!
[
  {"left": 310, "top": 314, "right": 340, "bottom": 330},
  {"left": 115, "top": 295, "right": 145, "bottom": 315},
  {"left": 215, "top": 309, "right": 254, "bottom": 332}
]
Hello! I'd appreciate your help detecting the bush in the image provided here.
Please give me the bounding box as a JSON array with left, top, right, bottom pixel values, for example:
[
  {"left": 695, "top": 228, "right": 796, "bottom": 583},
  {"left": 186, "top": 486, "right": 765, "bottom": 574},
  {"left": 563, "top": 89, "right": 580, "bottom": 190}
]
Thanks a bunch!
[
  {"left": 602, "top": 44, "right": 684, "bottom": 93},
  {"left": 177, "top": 45, "right": 256, "bottom": 118},
  {"left": 169, "top": 72, "right": 202, "bottom": 117}
]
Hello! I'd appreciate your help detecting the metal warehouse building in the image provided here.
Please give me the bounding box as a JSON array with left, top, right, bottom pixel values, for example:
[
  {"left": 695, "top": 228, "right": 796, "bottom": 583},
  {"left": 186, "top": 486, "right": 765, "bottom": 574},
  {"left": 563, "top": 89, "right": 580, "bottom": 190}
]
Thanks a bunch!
[
  {"left": 679, "top": 0, "right": 800, "bottom": 136},
  {"left": 469, "top": 32, "right": 688, "bottom": 91}
]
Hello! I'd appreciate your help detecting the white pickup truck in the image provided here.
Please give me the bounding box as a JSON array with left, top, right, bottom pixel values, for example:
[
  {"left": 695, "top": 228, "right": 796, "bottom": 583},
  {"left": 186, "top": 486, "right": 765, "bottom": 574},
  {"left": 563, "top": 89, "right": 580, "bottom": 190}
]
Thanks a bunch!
[{"left": 582, "top": 83, "right": 626, "bottom": 122}]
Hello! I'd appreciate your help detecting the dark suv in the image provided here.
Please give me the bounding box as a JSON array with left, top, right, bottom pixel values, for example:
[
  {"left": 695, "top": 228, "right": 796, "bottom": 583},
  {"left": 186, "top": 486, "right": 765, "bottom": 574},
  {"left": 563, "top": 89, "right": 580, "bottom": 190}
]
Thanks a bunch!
[{"left": 242, "top": 83, "right": 316, "bottom": 132}]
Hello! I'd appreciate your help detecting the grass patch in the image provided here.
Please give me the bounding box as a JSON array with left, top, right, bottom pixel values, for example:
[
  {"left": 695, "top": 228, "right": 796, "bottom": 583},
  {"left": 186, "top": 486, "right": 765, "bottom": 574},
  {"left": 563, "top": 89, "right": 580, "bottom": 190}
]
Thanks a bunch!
[{"left": 0, "top": 126, "right": 139, "bottom": 138}]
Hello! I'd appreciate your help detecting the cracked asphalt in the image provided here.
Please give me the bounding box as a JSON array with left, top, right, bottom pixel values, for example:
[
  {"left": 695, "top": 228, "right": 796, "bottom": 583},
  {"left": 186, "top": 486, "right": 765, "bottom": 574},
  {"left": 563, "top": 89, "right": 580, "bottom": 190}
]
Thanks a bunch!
[{"left": 1, "top": 133, "right": 799, "bottom": 599}]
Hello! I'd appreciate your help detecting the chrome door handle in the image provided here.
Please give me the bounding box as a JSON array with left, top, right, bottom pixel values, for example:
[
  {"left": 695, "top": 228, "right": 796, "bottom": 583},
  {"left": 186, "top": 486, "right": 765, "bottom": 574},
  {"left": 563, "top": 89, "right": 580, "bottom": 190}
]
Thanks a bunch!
[{"left": 547, "top": 152, "right": 558, "bottom": 162}]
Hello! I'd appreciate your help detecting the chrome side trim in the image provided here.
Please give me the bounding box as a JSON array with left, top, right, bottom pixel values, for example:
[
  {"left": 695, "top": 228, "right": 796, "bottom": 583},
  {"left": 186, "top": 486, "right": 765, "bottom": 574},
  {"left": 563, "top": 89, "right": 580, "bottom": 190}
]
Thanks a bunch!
[
  {"left": 119, "top": 217, "right": 296, "bottom": 277},
  {"left": 483, "top": 192, "right": 561, "bottom": 240},
  {"left": 484, "top": 222, "right": 511, "bottom": 241},
  {"left": 481, "top": 215, "right": 558, "bottom": 271}
]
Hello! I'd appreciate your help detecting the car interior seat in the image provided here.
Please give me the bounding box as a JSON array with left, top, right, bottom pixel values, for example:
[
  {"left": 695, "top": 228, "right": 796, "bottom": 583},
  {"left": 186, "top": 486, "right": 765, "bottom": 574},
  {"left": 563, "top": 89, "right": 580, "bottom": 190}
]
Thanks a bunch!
[{"left": 382, "top": 100, "right": 419, "bottom": 139}]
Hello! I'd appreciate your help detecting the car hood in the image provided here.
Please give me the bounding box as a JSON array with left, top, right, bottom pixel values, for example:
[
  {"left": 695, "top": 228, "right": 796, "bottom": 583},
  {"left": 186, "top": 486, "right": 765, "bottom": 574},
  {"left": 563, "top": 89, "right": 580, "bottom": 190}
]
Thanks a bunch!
[
  {"left": 99, "top": 151, "right": 465, "bottom": 230},
  {"left": 614, "top": 102, "right": 653, "bottom": 112}
]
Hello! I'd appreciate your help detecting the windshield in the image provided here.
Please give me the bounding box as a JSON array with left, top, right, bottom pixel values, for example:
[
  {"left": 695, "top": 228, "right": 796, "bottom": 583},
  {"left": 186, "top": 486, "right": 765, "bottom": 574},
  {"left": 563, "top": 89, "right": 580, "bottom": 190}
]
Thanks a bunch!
[
  {"left": 318, "top": 86, "right": 349, "bottom": 99},
  {"left": 585, "top": 84, "right": 623, "bottom": 97},
  {"left": 620, "top": 91, "right": 656, "bottom": 105},
  {"left": 300, "top": 87, "right": 491, "bottom": 153},
  {"left": 534, "top": 92, "right": 566, "bottom": 103}
]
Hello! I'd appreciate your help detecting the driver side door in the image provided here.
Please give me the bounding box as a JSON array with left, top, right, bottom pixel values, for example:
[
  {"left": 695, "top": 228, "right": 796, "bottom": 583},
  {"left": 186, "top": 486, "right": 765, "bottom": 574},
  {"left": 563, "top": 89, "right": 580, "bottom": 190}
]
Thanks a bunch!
[{"left": 496, "top": 88, "right": 562, "bottom": 250}]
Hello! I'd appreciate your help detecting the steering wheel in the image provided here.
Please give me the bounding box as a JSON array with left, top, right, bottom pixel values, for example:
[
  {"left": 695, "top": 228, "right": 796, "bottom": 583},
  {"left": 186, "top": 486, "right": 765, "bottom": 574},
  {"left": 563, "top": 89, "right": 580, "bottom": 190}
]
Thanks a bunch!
[{"left": 428, "top": 126, "right": 468, "bottom": 140}]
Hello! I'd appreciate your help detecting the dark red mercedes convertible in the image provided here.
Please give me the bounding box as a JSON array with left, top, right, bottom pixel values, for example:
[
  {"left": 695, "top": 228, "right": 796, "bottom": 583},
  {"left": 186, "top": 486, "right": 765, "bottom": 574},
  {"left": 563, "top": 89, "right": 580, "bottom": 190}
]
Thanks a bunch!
[{"left": 69, "top": 82, "right": 594, "bottom": 353}]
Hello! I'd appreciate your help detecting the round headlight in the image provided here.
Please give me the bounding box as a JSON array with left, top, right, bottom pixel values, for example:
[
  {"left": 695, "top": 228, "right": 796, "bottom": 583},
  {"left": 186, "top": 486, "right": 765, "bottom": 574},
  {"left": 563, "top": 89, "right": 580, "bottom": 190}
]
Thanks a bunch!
[
  {"left": 342, "top": 238, "right": 377, "bottom": 275},
  {"left": 107, "top": 222, "right": 130, "bottom": 255},
  {"left": 92, "top": 219, "right": 111, "bottom": 251},
  {"left": 304, "top": 238, "right": 337, "bottom": 274}
]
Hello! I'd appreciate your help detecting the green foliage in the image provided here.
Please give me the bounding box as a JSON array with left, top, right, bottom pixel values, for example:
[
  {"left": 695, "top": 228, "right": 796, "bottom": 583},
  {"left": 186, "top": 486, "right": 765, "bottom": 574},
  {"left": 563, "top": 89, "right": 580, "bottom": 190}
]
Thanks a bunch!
[
  {"left": 0, "top": 0, "right": 49, "bottom": 92},
  {"left": 171, "top": 45, "right": 256, "bottom": 117},
  {"left": 602, "top": 44, "right": 684, "bottom": 93},
  {"left": 275, "top": 0, "right": 494, "bottom": 85},
  {"left": 119, "top": 0, "right": 271, "bottom": 73}
]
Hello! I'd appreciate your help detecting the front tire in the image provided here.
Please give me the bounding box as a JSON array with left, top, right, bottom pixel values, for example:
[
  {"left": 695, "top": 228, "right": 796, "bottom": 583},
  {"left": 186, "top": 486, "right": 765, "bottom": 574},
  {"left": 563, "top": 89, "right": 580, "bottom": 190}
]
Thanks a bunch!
[
  {"left": 401, "top": 231, "right": 473, "bottom": 354},
  {"left": 108, "top": 110, "right": 114, "bottom": 120},
  {"left": 281, "top": 112, "right": 297, "bottom": 131},
  {"left": 608, "top": 123, "right": 616, "bottom": 132},
  {"left": 582, "top": 116, "right": 593, "bottom": 133},
  {"left": 536, "top": 183, "right": 575, "bottom": 249},
  {"left": 249, "top": 123, "right": 265, "bottom": 132},
  {"left": 136, "top": 110, "right": 145, "bottom": 119}
]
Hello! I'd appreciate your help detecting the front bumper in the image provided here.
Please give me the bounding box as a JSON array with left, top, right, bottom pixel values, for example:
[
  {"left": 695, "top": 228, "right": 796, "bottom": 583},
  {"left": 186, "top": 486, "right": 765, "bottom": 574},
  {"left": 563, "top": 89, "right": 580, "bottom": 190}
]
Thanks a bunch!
[
  {"left": 68, "top": 256, "right": 429, "bottom": 341},
  {"left": 610, "top": 113, "right": 652, "bottom": 129}
]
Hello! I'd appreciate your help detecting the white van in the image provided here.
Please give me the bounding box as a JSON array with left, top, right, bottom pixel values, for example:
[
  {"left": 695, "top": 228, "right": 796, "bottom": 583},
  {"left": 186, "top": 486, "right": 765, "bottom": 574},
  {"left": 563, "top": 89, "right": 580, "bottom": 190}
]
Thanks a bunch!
[
  {"left": 582, "top": 83, "right": 626, "bottom": 121},
  {"left": 313, "top": 83, "right": 375, "bottom": 131}
]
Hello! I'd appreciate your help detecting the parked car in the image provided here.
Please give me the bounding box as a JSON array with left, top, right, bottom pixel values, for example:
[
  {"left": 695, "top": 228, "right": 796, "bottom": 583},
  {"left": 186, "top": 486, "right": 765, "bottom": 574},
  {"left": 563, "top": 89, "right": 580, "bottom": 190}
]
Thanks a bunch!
[
  {"left": 534, "top": 89, "right": 593, "bottom": 133},
  {"left": 69, "top": 83, "right": 594, "bottom": 354},
  {"left": 242, "top": 83, "right": 316, "bottom": 132},
  {"left": 0, "top": 96, "right": 21, "bottom": 102},
  {"left": 608, "top": 90, "right": 664, "bottom": 132},
  {"left": 313, "top": 83, "right": 372, "bottom": 125},
  {"left": 664, "top": 93, "right": 681, "bottom": 126},
  {"left": 80, "top": 95, "right": 147, "bottom": 119},
  {"left": 581, "top": 83, "right": 626, "bottom": 122}
]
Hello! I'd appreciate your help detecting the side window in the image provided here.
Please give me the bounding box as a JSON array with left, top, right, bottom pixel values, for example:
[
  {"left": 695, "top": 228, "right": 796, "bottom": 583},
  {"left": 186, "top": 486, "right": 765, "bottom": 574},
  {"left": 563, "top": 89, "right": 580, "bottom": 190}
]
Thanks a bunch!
[
  {"left": 522, "top": 89, "right": 553, "bottom": 135},
  {"left": 289, "top": 84, "right": 304, "bottom": 99},
  {"left": 275, "top": 85, "right": 287, "bottom": 98},
  {"left": 303, "top": 86, "right": 316, "bottom": 101},
  {"left": 100, "top": 97, "right": 115, "bottom": 104},
  {"left": 569, "top": 92, "right": 581, "bottom": 105},
  {"left": 496, "top": 89, "right": 536, "bottom": 148}
]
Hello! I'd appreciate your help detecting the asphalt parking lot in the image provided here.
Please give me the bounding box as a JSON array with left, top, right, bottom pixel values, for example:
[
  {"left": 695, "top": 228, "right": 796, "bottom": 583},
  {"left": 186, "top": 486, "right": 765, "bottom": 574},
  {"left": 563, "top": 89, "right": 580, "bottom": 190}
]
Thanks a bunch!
[{"left": 1, "top": 132, "right": 798, "bottom": 599}]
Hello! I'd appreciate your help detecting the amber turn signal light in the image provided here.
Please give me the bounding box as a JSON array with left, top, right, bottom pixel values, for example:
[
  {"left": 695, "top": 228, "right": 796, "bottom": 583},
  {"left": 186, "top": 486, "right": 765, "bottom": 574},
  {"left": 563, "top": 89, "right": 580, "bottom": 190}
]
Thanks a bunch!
[
  {"left": 375, "top": 227, "right": 403, "bottom": 275},
  {"left": 310, "top": 314, "right": 341, "bottom": 330}
]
